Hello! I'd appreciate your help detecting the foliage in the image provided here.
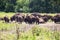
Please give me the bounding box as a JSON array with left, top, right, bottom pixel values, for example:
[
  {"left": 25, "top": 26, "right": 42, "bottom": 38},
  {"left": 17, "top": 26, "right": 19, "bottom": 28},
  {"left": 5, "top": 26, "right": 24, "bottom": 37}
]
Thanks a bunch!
[{"left": 0, "top": 0, "right": 60, "bottom": 13}]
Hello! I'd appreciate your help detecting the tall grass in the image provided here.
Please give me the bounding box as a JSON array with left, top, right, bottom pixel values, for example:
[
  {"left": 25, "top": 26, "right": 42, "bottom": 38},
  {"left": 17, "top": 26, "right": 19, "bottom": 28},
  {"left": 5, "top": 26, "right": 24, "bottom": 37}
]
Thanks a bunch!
[{"left": 0, "top": 25, "right": 60, "bottom": 40}]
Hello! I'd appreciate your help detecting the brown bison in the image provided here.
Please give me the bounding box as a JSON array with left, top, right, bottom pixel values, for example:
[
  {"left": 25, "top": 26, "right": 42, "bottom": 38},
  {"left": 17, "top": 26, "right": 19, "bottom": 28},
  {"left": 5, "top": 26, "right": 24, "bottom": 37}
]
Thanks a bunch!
[
  {"left": 24, "top": 14, "right": 32, "bottom": 24},
  {"left": 24, "top": 14, "right": 37, "bottom": 24},
  {"left": 51, "top": 14, "right": 60, "bottom": 23},
  {"left": 16, "top": 15, "right": 24, "bottom": 23},
  {"left": 10, "top": 13, "right": 24, "bottom": 23},
  {"left": 10, "top": 15, "right": 16, "bottom": 22},
  {"left": 42, "top": 15, "right": 52, "bottom": 22},
  {"left": 3, "top": 16, "right": 9, "bottom": 23}
]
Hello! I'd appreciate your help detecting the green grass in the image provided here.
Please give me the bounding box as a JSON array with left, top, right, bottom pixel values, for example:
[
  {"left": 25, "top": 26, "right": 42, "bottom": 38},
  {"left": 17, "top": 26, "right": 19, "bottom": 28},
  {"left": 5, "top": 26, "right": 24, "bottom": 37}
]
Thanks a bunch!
[
  {"left": 18, "top": 26, "right": 60, "bottom": 40},
  {"left": 0, "top": 12, "right": 57, "bottom": 18},
  {"left": 0, "top": 24, "right": 60, "bottom": 40},
  {"left": 0, "top": 22, "right": 15, "bottom": 30},
  {"left": 0, "top": 12, "right": 15, "bottom": 18}
]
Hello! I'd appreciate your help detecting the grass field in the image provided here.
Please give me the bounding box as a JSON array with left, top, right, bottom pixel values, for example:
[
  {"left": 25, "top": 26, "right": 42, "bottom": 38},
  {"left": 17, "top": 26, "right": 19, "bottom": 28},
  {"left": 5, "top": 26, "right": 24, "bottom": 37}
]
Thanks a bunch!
[
  {"left": 0, "top": 26, "right": 60, "bottom": 40},
  {"left": 0, "top": 12, "right": 57, "bottom": 17},
  {"left": 0, "top": 12, "right": 60, "bottom": 40}
]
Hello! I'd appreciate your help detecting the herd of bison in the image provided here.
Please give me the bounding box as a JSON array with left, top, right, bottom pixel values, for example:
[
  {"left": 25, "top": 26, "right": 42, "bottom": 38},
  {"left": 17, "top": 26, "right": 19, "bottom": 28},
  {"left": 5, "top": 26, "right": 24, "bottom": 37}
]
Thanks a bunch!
[{"left": 0, "top": 13, "right": 60, "bottom": 24}]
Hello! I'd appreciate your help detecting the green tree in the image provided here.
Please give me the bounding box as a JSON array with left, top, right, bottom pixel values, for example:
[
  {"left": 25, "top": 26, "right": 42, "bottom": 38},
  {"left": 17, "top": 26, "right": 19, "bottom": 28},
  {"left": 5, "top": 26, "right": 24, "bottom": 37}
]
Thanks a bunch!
[
  {"left": 29, "top": 0, "right": 46, "bottom": 13},
  {"left": 15, "top": 0, "right": 30, "bottom": 12},
  {"left": 0, "top": 0, "right": 6, "bottom": 11},
  {"left": 29, "top": 0, "right": 60, "bottom": 13},
  {"left": 4, "top": 0, "right": 16, "bottom": 12}
]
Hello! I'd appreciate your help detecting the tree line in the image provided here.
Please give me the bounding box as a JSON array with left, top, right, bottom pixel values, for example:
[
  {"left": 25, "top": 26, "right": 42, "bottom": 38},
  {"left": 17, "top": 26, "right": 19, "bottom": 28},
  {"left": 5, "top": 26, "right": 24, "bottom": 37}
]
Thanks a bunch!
[{"left": 0, "top": 0, "right": 60, "bottom": 13}]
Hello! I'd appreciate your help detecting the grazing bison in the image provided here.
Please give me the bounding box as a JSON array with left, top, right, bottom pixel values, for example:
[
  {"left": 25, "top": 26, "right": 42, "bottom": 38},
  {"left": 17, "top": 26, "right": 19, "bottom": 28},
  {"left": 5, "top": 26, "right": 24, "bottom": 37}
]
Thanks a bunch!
[
  {"left": 3, "top": 16, "right": 9, "bottom": 23},
  {"left": 42, "top": 15, "right": 52, "bottom": 22},
  {"left": 10, "top": 13, "right": 21, "bottom": 22},
  {"left": 10, "top": 13, "right": 24, "bottom": 23},
  {"left": 10, "top": 15, "right": 16, "bottom": 22},
  {"left": 24, "top": 14, "right": 32, "bottom": 24},
  {"left": 16, "top": 15, "right": 24, "bottom": 23},
  {"left": 42, "top": 15, "right": 52, "bottom": 19},
  {"left": 42, "top": 17, "right": 49, "bottom": 22},
  {"left": 51, "top": 14, "right": 60, "bottom": 23},
  {"left": 31, "top": 15, "right": 37, "bottom": 24},
  {"left": 24, "top": 14, "right": 37, "bottom": 24}
]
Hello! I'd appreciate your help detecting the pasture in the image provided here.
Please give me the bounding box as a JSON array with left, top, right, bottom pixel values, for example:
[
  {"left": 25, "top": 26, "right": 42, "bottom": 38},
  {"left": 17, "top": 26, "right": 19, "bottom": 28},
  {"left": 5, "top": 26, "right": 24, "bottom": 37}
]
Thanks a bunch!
[{"left": 0, "top": 12, "right": 60, "bottom": 40}]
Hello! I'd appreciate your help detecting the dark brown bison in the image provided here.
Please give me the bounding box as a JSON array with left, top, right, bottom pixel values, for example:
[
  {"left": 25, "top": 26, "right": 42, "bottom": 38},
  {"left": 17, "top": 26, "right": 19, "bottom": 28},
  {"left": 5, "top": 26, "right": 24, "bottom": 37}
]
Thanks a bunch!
[
  {"left": 3, "top": 16, "right": 9, "bottom": 23},
  {"left": 16, "top": 15, "right": 24, "bottom": 23},
  {"left": 24, "top": 14, "right": 32, "bottom": 24},
  {"left": 24, "top": 14, "right": 37, "bottom": 24},
  {"left": 10, "top": 14, "right": 19, "bottom": 22},
  {"left": 51, "top": 14, "right": 60, "bottom": 23},
  {"left": 31, "top": 15, "right": 37, "bottom": 24},
  {"left": 10, "top": 15, "right": 16, "bottom": 22},
  {"left": 10, "top": 13, "right": 20, "bottom": 22},
  {"left": 42, "top": 15, "right": 52, "bottom": 22},
  {"left": 10, "top": 13, "right": 24, "bottom": 23}
]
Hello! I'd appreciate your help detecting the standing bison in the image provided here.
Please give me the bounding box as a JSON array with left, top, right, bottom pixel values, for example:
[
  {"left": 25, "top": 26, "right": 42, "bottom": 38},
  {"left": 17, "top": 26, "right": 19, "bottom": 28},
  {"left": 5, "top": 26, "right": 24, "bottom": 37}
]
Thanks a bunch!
[
  {"left": 10, "top": 15, "right": 16, "bottom": 22},
  {"left": 16, "top": 15, "right": 24, "bottom": 23},
  {"left": 10, "top": 13, "right": 24, "bottom": 23},
  {"left": 3, "top": 16, "right": 9, "bottom": 23},
  {"left": 42, "top": 15, "right": 52, "bottom": 22},
  {"left": 24, "top": 14, "right": 32, "bottom": 24},
  {"left": 51, "top": 14, "right": 60, "bottom": 23}
]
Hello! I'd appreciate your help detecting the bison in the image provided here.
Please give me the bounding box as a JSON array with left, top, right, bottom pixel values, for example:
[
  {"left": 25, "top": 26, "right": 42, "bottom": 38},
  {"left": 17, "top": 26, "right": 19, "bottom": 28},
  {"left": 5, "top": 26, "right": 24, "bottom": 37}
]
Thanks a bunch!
[
  {"left": 42, "top": 15, "right": 52, "bottom": 22},
  {"left": 3, "top": 16, "right": 9, "bottom": 23},
  {"left": 10, "top": 15, "right": 16, "bottom": 22},
  {"left": 24, "top": 14, "right": 32, "bottom": 24},
  {"left": 10, "top": 13, "right": 24, "bottom": 23},
  {"left": 16, "top": 15, "right": 24, "bottom": 23},
  {"left": 51, "top": 14, "right": 60, "bottom": 23}
]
